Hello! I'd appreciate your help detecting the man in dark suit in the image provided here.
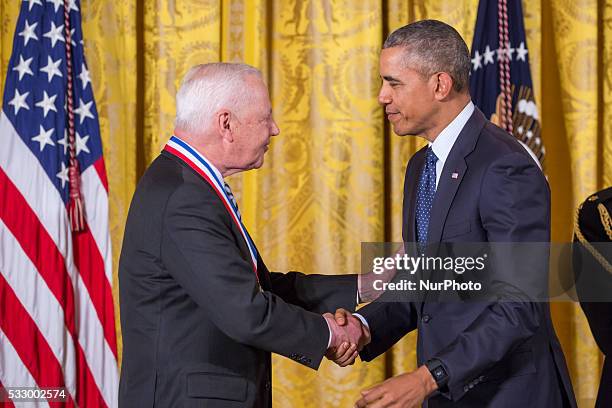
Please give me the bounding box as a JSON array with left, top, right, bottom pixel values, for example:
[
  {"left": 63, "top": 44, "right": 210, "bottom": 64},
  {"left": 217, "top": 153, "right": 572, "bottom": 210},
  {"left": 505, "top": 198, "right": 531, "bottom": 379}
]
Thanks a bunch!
[
  {"left": 118, "top": 63, "right": 371, "bottom": 407},
  {"left": 333, "top": 20, "right": 577, "bottom": 407},
  {"left": 574, "top": 187, "right": 612, "bottom": 408}
]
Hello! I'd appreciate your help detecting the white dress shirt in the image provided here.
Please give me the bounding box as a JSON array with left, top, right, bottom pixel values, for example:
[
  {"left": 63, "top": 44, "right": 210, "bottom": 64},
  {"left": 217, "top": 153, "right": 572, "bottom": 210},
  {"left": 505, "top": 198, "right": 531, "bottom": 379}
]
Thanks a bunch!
[{"left": 430, "top": 101, "right": 474, "bottom": 188}]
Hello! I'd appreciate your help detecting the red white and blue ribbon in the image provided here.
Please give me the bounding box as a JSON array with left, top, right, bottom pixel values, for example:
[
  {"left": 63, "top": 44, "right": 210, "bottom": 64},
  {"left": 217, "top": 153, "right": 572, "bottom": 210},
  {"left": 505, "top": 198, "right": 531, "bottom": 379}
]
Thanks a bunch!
[{"left": 164, "top": 136, "right": 259, "bottom": 278}]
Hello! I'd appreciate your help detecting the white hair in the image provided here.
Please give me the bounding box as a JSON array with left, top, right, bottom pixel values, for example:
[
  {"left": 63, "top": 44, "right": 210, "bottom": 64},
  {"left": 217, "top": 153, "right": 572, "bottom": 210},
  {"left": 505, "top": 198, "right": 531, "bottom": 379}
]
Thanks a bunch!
[{"left": 175, "top": 62, "right": 262, "bottom": 133}]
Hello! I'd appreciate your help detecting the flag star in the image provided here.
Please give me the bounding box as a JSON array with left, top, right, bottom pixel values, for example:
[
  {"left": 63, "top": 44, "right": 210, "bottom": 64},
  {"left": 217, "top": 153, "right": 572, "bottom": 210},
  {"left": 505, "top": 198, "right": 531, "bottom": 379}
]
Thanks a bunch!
[
  {"left": 8, "top": 89, "right": 30, "bottom": 115},
  {"left": 68, "top": 0, "right": 78, "bottom": 11},
  {"left": 31, "top": 125, "right": 55, "bottom": 152},
  {"left": 496, "top": 47, "right": 505, "bottom": 61},
  {"left": 56, "top": 162, "right": 69, "bottom": 188},
  {"left": 74, "top": 98, "right": 95, "bottom": 124},
  {"left": 40, "top": 56, "right": 63, "bottom": 82},
  {"left": 483, "top": 45, "right": 495, "bottom": 65},
  {"left": 58, "top": 130, "right": 69, "bottom": 154},
  {"left": 471, "top": 50, "right": 482, "bottom": 71},
  {"left": 47, "top": 0, "right": 63, "bottom": 13},
  {"left": 76, "top": 132, "right": 90, "bottom": 155},
  {"left": 43, "top": 21, "right": 65, "bottom": 48},
  {"left": 18, "top": 20, "right": 38, "bottom": 46},
  {"left": 505, "top": 44, "right": 515, "bottom": 60},
  {"left": 69, "top": 28, "right": 76, "bottom": 46},
  {"left": 516, "top": 41, "right": 528, "bottom": 61},
  {"left": 12, "top": 55, "right": 34, "bottom": 80},
  {"left": 24, "top": 0, "right": 42, "bottom": 11},
  {"left": 78, "top": 63, "right": 91, "bottom": 90},
  {"left": 35, "top": 91, "right": 58, "bottom": 118}
]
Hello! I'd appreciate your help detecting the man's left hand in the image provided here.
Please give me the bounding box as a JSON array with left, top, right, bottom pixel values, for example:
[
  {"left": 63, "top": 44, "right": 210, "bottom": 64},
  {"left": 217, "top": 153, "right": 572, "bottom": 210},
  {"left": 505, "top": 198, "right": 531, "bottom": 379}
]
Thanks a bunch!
[{"left": 354, "top": 365, "right": 438, "bottom": 408}]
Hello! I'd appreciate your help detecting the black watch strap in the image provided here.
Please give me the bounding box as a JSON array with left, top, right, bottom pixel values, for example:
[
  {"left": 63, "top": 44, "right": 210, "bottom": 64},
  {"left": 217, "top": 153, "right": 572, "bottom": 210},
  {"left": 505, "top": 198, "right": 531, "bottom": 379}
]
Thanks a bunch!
[{"left": 424, "top": 358, "right": 449, "bottom": 388}]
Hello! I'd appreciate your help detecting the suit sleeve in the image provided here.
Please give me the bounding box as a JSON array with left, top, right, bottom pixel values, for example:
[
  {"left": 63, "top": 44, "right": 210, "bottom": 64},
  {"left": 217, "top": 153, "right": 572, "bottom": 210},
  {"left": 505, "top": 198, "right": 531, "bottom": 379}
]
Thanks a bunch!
[
  {"left": 267, "top": 271, "right": 358, "bottom": 314},
  {"left": 357, "top": 300, "right": 418, "bottom": 361},
  {"left": 161, "top": 182, "right": 329, "bottom": 370},
  {"left": 434, "top": 152, "right": 549, "bottom": 401}
]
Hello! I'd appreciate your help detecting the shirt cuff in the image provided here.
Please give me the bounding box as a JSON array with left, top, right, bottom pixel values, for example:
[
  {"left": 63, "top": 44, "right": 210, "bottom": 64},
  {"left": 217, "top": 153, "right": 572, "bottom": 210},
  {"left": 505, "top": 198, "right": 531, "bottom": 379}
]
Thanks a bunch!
[
  {"left": 353, "top": 313, "right": 370, "bottom": 330},
  {"left": 323, "top": 316, "right": 332, "bottom": 349}
]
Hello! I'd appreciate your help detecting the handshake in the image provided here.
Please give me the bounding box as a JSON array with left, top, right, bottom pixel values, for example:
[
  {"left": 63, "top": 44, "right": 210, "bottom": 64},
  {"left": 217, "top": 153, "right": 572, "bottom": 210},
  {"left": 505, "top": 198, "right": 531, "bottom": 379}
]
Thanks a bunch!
[{"left": 323, "top": 309, "right": 370, "bottom": 367}]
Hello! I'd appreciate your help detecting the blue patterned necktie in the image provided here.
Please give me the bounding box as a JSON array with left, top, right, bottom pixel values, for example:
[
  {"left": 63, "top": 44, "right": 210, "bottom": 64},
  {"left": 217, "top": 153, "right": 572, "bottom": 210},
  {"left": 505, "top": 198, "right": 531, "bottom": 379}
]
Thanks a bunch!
[
  {"left": 416, "top": 147, "right": 438, "bottom": 246},
  {"left": 224, "top": 182, "right": 242, "bottom": 221}
]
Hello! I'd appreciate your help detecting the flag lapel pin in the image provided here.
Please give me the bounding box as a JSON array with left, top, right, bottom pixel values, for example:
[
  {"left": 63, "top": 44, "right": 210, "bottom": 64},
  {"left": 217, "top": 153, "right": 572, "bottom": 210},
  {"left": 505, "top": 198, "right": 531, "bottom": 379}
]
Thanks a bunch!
[{"left": 451, "top": 172, "right": 459, "bottom": 179}]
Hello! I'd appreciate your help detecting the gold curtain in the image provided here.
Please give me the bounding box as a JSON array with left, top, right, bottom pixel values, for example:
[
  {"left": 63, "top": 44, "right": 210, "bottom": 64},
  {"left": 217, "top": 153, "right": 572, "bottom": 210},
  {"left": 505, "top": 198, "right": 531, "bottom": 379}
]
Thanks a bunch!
[{"left": 1, "top": 1, "right": 609, "bottom": 406}]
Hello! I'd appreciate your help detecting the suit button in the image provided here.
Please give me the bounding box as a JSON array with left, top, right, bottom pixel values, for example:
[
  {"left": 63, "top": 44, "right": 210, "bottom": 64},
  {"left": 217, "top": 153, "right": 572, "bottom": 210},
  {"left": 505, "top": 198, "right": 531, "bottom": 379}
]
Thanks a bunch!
[
  {"left": 265, "top": 381, "right": 271, "bottom": 390},
  {"left": 422, "top": 314, "right": 431, "bottom": 323},
  {"left": 463, "top": 385, "right": 469, "bottom": 392},
  {"left": 469, "top": 383, "right": 474, "bottom": 389},
  {"left": 479, "top": 375, "right": 485, "bottom": 381}
]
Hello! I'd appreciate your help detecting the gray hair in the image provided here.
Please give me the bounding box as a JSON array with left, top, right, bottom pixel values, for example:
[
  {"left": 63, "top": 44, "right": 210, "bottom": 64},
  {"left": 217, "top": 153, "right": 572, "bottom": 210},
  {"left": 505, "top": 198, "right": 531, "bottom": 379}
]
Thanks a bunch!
[
  {"left": 175, "top": 62, "right": 262, "bottom": 133},
  {"left": 383, "top": 20, "right": 471, "bottom": 93}
]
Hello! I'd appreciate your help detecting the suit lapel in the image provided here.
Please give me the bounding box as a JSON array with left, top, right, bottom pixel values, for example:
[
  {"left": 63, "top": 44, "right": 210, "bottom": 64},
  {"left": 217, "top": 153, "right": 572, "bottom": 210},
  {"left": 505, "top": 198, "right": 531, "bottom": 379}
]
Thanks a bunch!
[
  {"left": 426, "top": 156, "right": 467, "bottom": 244},
  {"left": 256, "top": 255, "right": 272, "bottom": 290},
  {"left": 426, "top": 109, "right": 486, "bottom": 244}
]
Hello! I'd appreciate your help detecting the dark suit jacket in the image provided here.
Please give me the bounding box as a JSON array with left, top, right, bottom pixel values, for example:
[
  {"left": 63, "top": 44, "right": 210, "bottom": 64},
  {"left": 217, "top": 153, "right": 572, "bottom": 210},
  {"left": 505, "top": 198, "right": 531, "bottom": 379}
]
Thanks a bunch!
[
  {"left": 573, "top": 187, "right": 612, "bottom": 408},
  {"left": 118, "top": 151, "right": 357, "bottom": 407},
  {"left": 358, "top": 108, "right": 577, "bottom": 407}
]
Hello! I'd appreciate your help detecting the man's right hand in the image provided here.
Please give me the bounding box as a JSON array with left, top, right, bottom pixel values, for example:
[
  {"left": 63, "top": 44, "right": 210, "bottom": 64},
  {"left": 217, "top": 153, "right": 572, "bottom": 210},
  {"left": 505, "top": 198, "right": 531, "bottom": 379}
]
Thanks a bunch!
[{"left": 323, "top": 309, "right": 370, "bottom": 366}]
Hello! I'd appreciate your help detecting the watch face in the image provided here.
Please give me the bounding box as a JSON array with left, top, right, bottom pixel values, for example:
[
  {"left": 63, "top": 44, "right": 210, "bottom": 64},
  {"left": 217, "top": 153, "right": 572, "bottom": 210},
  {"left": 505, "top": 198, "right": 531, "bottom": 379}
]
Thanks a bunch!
[{"left": 433, "top": 366, "right": 446, "bottom": 379}]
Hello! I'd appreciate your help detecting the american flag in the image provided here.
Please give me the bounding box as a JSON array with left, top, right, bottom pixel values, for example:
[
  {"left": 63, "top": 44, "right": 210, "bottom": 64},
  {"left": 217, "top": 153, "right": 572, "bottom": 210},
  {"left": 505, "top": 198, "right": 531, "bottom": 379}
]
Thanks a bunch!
[
  {"left": 0, "top": 0, "right": 118, "bottom": 407},
  {"left": 469, "top": 0, "right": 544, "bottom": 167}
]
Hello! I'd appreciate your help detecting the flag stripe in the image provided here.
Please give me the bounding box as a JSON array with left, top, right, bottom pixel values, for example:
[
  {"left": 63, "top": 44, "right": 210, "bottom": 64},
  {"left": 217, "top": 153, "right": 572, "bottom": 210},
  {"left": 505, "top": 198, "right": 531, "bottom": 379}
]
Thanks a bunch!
[
  {"left": 0, "top": 166, "right": 117, "bottom": 401},
  {"left": 0, "top": 273, "right": 74, "bottom": 407},
  {"left": 0, "top": 380, "right": 17, "bottom": 408},
  {"left": 0, "top": 165, "right": 77, "bottom": 335},
  {"left": 72, "top": 265, "right": 117, "bottom": 408},
  {"left": 81, "top": 163, "right": 113, "bottom": 284},
  {"left": 0, "top": 174, "right": 111, "bottom": 407},
  {"left": 0, "top": 219, "right": 77, "bottom": 400},
  {"left": 0, "top": 218, "right": 113, "bottom": 408},
  {"left": 0, "top": 114, "right": 118, "bottom": 358},
  {"left": 71, "top": 227, "right": 117, "bottom": 357},
  {"left": 1, "top": 2, "right": 118, "bottom": 406},
  {"left": 0, "top": 330, "right": 46, "bottom": 408},
  {"left": 74, "top": 338, "right": 109, "bottom": 408},
  {"left": 93, "top": 156, "right": 109, "bottom": 192}
]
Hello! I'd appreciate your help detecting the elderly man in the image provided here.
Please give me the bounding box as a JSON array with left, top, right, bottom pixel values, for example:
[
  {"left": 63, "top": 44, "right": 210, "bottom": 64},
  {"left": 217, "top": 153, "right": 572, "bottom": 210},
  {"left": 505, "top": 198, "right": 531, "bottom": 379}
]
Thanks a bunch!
[
  {"left": 333, "top": 20, "right": 577, "bottom": 408},
  {"left": 118, "top": 63, "right": 369, "bottom": 407}
]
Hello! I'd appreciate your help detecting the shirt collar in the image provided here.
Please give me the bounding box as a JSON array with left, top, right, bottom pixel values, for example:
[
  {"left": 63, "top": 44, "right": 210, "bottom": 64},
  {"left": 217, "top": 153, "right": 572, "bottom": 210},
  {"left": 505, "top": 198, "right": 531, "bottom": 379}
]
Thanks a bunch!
[
  {"left": 430, "top": 101, "right": 475, "bottom": 166},
  {"left": 172, "top": 135, "right": 224, "bottom": 183}
]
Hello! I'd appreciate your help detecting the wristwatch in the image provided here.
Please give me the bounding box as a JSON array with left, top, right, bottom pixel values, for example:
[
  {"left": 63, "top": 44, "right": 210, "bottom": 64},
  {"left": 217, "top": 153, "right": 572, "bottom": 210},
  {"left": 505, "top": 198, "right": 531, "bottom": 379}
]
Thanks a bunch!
[{"left": 424, "top": 358, "right": 449, "bottom": 388}]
